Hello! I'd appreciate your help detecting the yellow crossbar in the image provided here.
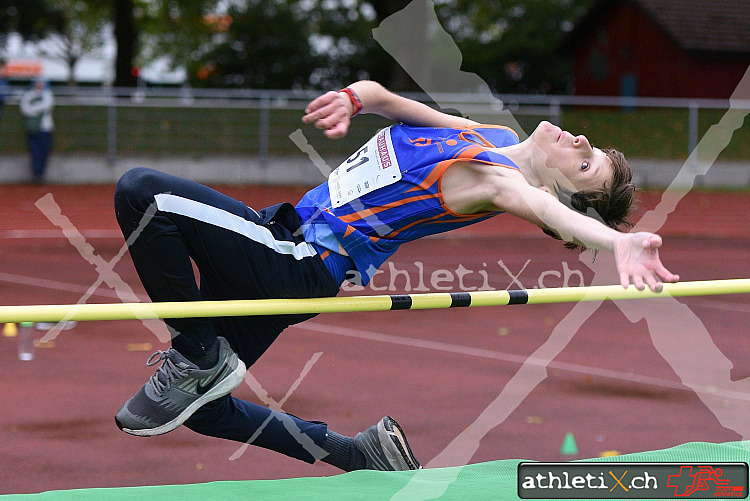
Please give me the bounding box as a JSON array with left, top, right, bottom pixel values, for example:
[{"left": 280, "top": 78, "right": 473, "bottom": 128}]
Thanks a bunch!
[{"left": 0, "top": 279, "right": 748, "bottom": 323}]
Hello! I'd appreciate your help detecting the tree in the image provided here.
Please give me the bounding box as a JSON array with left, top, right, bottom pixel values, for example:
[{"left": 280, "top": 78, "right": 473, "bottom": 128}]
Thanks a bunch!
[
  {"left": 136, "top": 0, "right": 596, "bottom": 93},
  {"left": 305, "top": 0, "right": 597, "bottom": 93},
  {"left": 301, "top": 0, "right": 419, "bottom": 90},
  {"left": 138, "top": 0, "right": 412, "bottom": 90},
  {"left": 434, "top": 0, "right": 596, "bottom": 94},
  {"left": 191, "top": 1, "right": 319, "bottom": 88},
  {"left": 37, "top": 0, "right": 110, "bottom": 86},
  {"left": 137, "top": 0, "right": 223, "bottom": 85},
  {"left": 366, "top": 0, "right": 420, "bottom": 90},
  {"left": 113, "top": 0, "right": 139, "bottom": 87},
  {"left": 141, "top": 0, "right": 320, "bottom": 89},
  {"left": 0, "top": 0, "right": 51, "bottom": 46},
  {"left": 0, "top": 0, "right": 110, "bottom": 86}
]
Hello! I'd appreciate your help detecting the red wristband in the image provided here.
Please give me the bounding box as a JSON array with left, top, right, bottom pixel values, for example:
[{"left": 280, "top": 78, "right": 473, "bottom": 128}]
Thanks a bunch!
[{"left": 338, "top": 87, "right": 363, "bottom": 117}]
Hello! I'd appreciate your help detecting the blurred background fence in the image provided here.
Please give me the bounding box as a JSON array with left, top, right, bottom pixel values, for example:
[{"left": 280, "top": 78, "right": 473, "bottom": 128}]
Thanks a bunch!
[{"left": 1, "top": 87, "right": 749, "bottom": 186}]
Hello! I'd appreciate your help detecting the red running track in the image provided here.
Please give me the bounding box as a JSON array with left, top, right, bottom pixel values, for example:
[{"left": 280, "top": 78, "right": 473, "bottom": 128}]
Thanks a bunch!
[{"left": 1, "top": 184, "right": 749, "bottom": 494}]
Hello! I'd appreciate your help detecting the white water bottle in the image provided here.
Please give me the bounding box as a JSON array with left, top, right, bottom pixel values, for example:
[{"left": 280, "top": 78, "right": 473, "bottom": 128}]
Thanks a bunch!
[{"left": 17, "top": 322, "right": 35, "bottom": 361}]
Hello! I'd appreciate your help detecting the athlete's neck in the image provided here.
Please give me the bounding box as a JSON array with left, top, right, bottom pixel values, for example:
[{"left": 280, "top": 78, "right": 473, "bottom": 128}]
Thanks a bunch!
[{"left": 495, "top": 138, "right": 545, "bottom": 189}]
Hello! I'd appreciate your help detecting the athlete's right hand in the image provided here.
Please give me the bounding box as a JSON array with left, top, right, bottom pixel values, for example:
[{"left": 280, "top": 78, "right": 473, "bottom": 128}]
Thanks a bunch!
[{"left": 302, "top": 91, "right": 352, "bottom": 139}]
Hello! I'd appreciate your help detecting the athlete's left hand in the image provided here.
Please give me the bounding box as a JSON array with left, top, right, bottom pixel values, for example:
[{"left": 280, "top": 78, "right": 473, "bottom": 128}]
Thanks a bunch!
[
  {"left": 302, "top": 91, "right": 352, "bottom": 139},
  {"left": 613, "top": 232, "right": 680, "bottom": 292}
]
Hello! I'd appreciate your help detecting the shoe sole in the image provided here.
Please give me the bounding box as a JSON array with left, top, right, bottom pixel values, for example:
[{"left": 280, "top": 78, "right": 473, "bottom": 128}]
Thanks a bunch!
[
  {"left": 377, "top": 417, "right": 421, "bottom": 470},
  {"left": 120, "top": 359, "right": 247, "bottom": 437}
]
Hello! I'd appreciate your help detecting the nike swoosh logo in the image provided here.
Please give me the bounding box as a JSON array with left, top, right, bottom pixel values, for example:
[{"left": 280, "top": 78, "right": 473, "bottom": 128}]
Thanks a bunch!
[{"left": 196, "top": 359, "right": 229, "bottom": 395}]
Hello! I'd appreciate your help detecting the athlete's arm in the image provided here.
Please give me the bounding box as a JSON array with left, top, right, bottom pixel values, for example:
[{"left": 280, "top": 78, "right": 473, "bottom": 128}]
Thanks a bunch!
[
  {"left": 302, "top": 80, "right": 477, "bottom": 139},
  {"left": 491, "top": 175, "right": 679, "bottom": 292}
]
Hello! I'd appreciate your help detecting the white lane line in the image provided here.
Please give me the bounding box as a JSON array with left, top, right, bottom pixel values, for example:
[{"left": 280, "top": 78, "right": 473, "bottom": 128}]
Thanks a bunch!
[
  {"left": 294, "top": 321, "right": 750, "bottom": 402},
  {"left": 686, "top": 297, "right": 750, "bottom": 314},
  {"left": 0, "top": 272, "right": 149, "bottom": 301},
  {"left": 1, "top": 229, "right": 122, "bottom": 239}
]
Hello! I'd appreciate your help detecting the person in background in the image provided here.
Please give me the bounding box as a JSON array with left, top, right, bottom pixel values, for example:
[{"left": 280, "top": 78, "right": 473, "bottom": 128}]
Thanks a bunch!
[
  {"left": 20, "top": 78, "right": 54, "bottom": 184},
  {"left": 0, "top": 62, "right": 9, "bottom": 124}
]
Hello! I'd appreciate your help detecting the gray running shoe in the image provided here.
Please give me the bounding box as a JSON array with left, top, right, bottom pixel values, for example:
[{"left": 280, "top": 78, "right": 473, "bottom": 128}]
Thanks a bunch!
[
  {"left": 115, "top": 337, "right": 246, "bottom": 437},
  {"left": 354, "top": 416, "right": 421, "bottom": 470}
]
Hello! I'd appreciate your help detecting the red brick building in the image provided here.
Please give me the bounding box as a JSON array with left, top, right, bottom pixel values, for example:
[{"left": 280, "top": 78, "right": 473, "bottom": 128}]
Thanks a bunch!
[{"left": 560, "top": 0, "right": 750, "bottom": 98}]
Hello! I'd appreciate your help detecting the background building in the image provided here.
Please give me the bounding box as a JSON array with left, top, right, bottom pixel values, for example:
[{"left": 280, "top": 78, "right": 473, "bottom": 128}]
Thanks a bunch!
[{"left": 560, "top": 0, "right": 750, "bottom": 98}]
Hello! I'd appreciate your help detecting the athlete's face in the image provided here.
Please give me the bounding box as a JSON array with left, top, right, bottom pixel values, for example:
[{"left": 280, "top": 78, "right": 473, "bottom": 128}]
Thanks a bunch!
[{"left": 530, "top": 121, "right": 613, "bottom": 193}]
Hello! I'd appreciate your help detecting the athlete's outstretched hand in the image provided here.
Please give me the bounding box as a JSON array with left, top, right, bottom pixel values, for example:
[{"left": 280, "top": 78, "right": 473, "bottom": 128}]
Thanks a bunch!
[
  {"left": 613, "top": 232, "right": 679, "bottom": 292},
  {"left": 302, "top": 91, "right": 352, "bottom": 139}
]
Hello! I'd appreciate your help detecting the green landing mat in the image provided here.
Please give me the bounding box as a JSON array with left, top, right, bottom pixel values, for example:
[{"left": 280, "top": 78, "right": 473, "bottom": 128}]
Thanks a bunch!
[{"left": 3, "top": 441, "right": 749, "bottom": 500}]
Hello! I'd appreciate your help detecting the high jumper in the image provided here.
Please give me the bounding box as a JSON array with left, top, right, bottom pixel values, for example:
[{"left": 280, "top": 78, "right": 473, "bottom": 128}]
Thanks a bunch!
[{"left": 113, "top": 80, "right": 678, "bottom": 472}]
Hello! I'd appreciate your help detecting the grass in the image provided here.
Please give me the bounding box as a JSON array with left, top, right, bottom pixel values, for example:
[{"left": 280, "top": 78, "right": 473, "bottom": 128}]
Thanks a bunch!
[
  {"left": 0, "top": 104, "right": 747, "bottom": 162},
  {"left": 561, "top": 108, "right": 750, "bottom": 161}
]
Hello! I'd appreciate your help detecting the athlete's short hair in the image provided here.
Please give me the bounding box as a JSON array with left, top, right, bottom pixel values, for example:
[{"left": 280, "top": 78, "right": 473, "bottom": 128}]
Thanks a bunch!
[{"left": 543, "top": 148, "right": 635, "bottom": 250}]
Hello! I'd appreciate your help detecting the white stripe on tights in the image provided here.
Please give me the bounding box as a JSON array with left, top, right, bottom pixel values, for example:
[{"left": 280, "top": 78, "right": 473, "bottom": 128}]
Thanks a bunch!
[{"left": 154, "top": 193, "right": 316, "bottom": 260}]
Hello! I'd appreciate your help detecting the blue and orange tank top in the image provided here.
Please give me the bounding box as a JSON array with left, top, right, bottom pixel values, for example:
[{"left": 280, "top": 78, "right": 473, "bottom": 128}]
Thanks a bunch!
[{"left": 295, "top": 123, "right": 520, "bottom": 285}]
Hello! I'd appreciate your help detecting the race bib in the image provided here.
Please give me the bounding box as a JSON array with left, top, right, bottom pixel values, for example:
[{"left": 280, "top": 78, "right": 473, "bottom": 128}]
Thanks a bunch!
[{"left": 328, "top": 127, "right": 402, "bottom": 208}]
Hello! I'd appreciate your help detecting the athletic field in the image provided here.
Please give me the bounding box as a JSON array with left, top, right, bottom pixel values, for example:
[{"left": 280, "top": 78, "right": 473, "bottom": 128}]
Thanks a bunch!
[{"left": 1, "top": 184, "right": 749, "bottom": 497}]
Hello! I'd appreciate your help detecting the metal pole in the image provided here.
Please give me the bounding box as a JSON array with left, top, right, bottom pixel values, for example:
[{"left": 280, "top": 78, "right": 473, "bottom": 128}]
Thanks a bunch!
[
  {"left": 259, "top": 93, "right": 270, "bottom": 169},
  {"left": 550, "top": 98, "right": 562, "bottom": 125},
  {"left": 688, "top": 101, "right": 699, "bottom": 155},
  {"left": 106, "top": 97, "right": 117, "bottom": 167}
]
